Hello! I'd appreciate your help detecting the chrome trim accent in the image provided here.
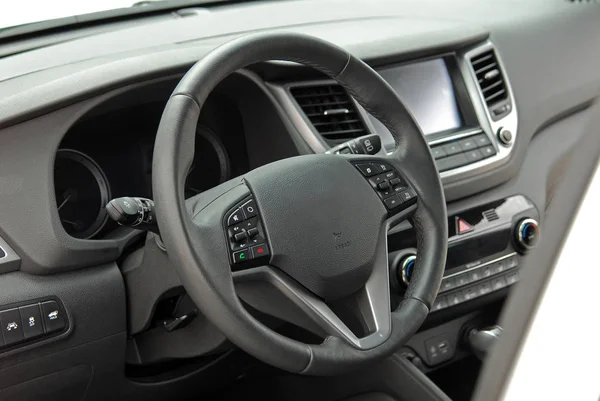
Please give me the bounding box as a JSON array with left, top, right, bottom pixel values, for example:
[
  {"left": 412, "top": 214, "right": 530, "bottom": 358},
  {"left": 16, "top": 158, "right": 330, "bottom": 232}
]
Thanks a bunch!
[
  {"left": 233, "top": 225, "right": 392, "bottom": 350},
  {"left": 516, "top": 218, "right": 540, "bottom": 250},
  {"left": 323, "top": 108, "right": 349, "bottom": 115},
  {"left": 427, "top": 128, "right": 484, "bottom": 146},
  {"left": 0, "top": 245, "right": 6, "bottom": 260},
  {"left": 443, "top": 252, "right": 517, "bottom": 280},
  {"left": 400, "top": 254, "right": 417, "bottom": 286}
]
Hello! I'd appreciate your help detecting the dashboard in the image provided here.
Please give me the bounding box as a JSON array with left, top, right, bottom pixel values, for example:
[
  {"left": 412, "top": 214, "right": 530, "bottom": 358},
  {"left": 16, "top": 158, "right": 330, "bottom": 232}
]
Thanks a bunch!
[{"left": 0, "top": 1, "right": 599, "bottom": 400}]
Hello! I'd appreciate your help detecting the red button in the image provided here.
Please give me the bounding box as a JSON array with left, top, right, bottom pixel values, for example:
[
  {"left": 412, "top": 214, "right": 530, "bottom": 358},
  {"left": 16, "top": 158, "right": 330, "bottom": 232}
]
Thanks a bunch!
[
  {"left": 456, "top": 217, "right": 473, "bottom": 234},
  {"left": 251, "top": 244, "right": 270, "bottom": 259}
]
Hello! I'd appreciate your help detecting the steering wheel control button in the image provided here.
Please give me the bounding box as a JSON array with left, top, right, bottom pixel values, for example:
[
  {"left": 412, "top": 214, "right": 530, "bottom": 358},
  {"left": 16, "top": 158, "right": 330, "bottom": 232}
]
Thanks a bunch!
[
  {"left": 241, "top": 200, "right": 258, "bottom": 219},
  {"left": 353, "top": 160, "right": 417, "bottom": 215},
  {"left": 355, "top": 163, "right": 378, "bottom": 176},
  {"left": 227, "top": 209, "right": 244, "bottom": 226},
  {"left": 247, "top": 227, "right": 259, "bottom": 238},
  {"left": 41, "top": 301, "right": 66, "bottom": 334},
  {"left": 19, "top": 304, "right": 44, "bottom": 340},
  {"left": 377, "top": 181, "right": 391, "bottom": 191},
  {"left": 233, "top": 249, "right": 253, "bottom": 264},
  {"left": 0, "top": 308, "right": 24, "bottom": 346},
  {"left": 251, "top": 244, "right": 270, "bottom": 259},
  {"left": 234, "top": 232, "right": 248, "bottom": 242},
  {"left": 384, "top": 195, "right": 402, "bottom": 210}
]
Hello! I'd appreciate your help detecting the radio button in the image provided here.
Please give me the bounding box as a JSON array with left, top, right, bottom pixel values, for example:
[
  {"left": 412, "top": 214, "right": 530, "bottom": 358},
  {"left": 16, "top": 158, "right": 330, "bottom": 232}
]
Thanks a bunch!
[
  {"left": 506, "top": 271, "right": 519, "bottom": 285},
  {"left": 506, "top": 255, "right": 518, "bottom": 269},
  {"left": 456, "top": 274, "right": 470, "bottom": 287},
  {"left": 478, "top": 281, "right": 493, "bottom": 296},
  {"left": 482, "top": 265, "right": 493, "bottom": 278},
  {"left": 464, "top": 287, "right": 478, "bottom": 301},
  {"left": 468, "top": 269, "right": 482, "bottom": 282},
  {"left": 431, "top": 296, "right": 448, "bottom": 312},
  {"left": 448, "top": 291, "right": 464, "bottom": 306},
  {"left": 492, "top": 276, "right": 507, "bottom": 291},
  {"left": 441, "top": 277, "right": 456, "bottom": 292}
]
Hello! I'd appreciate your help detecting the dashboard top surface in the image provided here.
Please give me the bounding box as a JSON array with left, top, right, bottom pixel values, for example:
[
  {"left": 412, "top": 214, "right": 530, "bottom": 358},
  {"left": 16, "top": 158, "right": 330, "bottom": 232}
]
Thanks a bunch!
[{"left": 0, "top": 0, "right": 589, "bottom": 127}]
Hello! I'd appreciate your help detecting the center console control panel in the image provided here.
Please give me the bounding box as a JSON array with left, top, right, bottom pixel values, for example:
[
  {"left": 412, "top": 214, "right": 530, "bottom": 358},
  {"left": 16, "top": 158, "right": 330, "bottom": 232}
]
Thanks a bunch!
[{"left": 390, "top": 195, "right": 539, "bottom": 312}]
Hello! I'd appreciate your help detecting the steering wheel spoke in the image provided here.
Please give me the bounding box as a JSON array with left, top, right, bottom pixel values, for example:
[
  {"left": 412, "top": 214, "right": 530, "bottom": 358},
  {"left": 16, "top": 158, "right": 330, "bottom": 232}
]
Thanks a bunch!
[{"left": 233, "top": 224, "right": 392, "bottom": 350}]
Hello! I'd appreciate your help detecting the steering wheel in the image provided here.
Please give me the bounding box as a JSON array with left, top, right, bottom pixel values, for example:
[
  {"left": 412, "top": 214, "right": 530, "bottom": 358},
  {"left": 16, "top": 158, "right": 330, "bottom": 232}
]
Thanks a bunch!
[{"left": 152, "top": 32, "right": 447, "bottom": 375}]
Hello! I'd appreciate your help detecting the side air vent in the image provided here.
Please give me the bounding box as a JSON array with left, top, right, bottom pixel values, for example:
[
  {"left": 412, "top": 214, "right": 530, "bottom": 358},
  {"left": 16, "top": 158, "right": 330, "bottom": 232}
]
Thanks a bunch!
[
  {"left": 482, "top": 209, "right": 500, "bottom": 222},
  {"left": 290, "top": 84, "right": 367, "bottom": 142},
  {"left": 470, "top": 50, "right": 511, "bottom": 119}
]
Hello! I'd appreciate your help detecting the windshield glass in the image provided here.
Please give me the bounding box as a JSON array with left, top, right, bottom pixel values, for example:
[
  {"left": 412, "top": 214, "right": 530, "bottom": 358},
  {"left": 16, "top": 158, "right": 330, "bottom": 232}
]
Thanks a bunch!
[{"left": 0, "top": 0, "right": 226, "bottom": 31}]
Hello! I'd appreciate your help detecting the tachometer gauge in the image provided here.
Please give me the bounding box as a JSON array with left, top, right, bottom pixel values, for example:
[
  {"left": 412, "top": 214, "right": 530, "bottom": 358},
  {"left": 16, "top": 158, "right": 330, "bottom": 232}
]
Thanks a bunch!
[
  {"left": 184, "top": 126, "right": 230, "bottom": 198},
  {"left": 54, "top": 149, "right": 111, "bottom": 239}
]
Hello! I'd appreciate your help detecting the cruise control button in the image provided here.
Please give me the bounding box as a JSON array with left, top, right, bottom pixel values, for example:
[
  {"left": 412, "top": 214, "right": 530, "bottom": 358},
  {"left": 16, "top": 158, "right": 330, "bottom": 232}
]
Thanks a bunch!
[
  {"left": 377, "top": 188, "right": 395, "bottom": 199},
  {"left": 19, "top": 304, "right": 44, "bottom": 340},
  {"left": 227, "top": 209, "right": 244, "bottom": 226},
  {"left": 0, "top": 308, "right": 24, "bottom": 345},
  {"left": 251, "top": 244, "right": 270, "bottom": 259},
  {"left": 241, "top": 200, "right": 257, "bottom": 219},
  {"left": 374, "top": 163, "right": 392, "bottom": 173},
  {"left": 383, "top": 195, "right": 402, "bottom": 210},
  {"left": 383, "top": 171, "right": 396, "bottom": 180},
  {"left": 480, "top": 146, "right": 497, "bottom": 158},
  {"left": 233, "top": 249, "right": 253, "bottom": 264},
  {"left": 355, "top": 163, "right": 378, "bottom": 176},
  {"left": 398, "top": 189, "right": 416, "bottom": 202},
  {"left": 41, "top": 301, "right": 66, "bottom": 334},
  {"left": 378, "top": 181, "right": 391, "bottom": 190}
]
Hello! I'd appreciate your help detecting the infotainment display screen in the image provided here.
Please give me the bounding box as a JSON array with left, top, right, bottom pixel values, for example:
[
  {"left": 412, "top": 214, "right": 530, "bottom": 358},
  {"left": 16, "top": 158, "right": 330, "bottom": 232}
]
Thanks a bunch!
[{"left": 374, "top": 58, "right": 463, "bottom": 136}]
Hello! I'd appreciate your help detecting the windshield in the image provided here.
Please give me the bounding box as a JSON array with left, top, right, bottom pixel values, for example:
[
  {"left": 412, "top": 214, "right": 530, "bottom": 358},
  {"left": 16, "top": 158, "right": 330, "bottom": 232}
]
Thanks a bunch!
[{"left": 0, "top": 0, "right": 230, "bottom": 32}]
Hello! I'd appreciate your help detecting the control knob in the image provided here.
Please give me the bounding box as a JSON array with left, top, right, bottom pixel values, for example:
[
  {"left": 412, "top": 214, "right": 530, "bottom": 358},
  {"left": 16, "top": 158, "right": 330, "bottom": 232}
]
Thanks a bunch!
[
  {"left": 515, "top": 218, "right": 539, "bottom": 251},
  {"left": 397, "top": 254, "right": 417, "bottom": 286}
]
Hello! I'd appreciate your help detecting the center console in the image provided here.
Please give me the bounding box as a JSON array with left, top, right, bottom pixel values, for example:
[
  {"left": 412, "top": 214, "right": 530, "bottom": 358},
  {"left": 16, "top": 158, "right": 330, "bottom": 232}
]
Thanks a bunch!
[{"left": 269, "top": 41, "right": 517, "bottom": 187}]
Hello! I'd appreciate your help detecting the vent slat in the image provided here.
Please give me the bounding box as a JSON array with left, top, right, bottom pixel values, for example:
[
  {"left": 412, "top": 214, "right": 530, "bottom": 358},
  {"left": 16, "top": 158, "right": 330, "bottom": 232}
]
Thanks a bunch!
[
  {"left": 291, "top": 84, "right": 367, "bottom": 141},
  {"left": 470, "top": 50, "right": 509, "bottom": 109}
]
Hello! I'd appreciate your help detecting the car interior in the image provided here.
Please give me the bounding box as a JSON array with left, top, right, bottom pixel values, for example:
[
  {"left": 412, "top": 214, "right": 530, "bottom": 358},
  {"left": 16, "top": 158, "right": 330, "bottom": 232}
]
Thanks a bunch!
[{"left": 1, "top": 1, "right": 599, "bottom": 400}]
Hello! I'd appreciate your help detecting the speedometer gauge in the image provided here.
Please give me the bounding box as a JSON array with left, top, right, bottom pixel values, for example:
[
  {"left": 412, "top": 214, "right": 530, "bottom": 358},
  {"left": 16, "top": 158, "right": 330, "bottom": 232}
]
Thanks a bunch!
[{"left": 54, "top": 149, "right": 111, "bottom": 239}]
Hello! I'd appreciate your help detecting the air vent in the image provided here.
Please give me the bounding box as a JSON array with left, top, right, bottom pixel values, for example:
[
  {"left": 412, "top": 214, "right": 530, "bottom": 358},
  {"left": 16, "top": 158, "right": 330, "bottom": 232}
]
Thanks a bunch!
[
  {"left": 290, "top": 84, "right": 367, "bottom": 142},
  {"left": 470, "top": 50, "right": 509, "bottom": 110},
  {"left": 482, "top": 209, "right": 499, "bottom": 222}
]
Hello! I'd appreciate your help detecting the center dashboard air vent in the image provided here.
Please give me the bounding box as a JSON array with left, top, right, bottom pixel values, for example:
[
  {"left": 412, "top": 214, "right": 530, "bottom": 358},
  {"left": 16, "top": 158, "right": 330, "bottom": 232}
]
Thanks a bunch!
[
  {"left": 290, "top": 84, "right": 367, "bottom": 143},
  {"left": 470, "top": 50, "right": 511, "bottom": 120}
]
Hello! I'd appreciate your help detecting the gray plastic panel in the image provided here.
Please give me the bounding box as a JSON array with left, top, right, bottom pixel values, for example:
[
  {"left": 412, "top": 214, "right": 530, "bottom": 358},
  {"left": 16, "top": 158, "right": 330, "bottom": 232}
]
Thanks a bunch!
[{"left": 0, "top": 235, "right": 20, "bottom": 274}]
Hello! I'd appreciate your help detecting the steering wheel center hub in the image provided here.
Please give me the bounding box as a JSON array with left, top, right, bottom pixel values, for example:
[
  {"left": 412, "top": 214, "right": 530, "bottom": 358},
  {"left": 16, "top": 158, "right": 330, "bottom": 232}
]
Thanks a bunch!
[{"left": 244, "top": 154, "right": 386, "bottom": 300}]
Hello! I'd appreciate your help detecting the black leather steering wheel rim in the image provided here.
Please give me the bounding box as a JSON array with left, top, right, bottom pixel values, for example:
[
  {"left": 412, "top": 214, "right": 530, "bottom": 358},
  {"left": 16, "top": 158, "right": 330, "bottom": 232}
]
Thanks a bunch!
[{"left": 153, "top": 32, "right": 447, "bottom": 375}]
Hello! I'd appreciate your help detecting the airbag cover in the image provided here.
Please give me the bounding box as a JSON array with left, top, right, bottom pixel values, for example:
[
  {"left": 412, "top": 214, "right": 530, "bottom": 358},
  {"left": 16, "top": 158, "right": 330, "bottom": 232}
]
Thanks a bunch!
[{"left": 244, "top": 154, "right": 386, "bottom": 300}]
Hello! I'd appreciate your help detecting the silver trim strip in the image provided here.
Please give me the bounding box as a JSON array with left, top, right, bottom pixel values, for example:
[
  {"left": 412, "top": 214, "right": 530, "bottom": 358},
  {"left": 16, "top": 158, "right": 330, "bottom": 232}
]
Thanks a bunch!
[
  {"left": 427, "top": 128, "right": 484, "bottom": 146},
  {"left": 443, "top": 252, "right": 517, "bottom": 280},
  {"left": 0, "top": 245, "right": 6, "bottom": 260}
]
